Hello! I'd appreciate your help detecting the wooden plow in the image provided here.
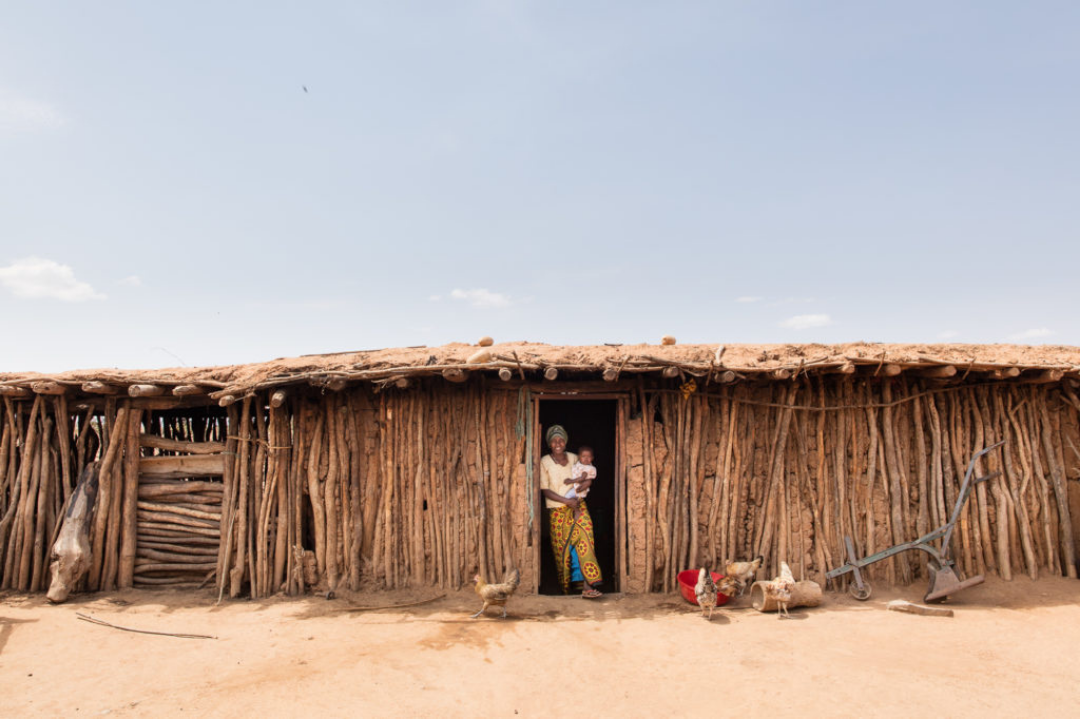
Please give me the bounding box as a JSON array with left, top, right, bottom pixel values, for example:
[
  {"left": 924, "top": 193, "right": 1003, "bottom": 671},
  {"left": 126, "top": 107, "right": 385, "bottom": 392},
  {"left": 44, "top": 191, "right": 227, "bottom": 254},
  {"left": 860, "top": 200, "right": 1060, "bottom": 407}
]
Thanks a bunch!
[{"left": 827, "top": 441, "right": 1005, "bottom": 603}]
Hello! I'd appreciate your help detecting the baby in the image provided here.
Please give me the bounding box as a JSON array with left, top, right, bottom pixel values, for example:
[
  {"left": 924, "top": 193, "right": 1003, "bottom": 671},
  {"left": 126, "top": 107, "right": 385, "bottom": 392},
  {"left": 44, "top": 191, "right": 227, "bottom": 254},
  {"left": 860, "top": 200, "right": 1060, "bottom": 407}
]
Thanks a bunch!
[{"left": 564, "top": 446, "right": 597, "bottom": 519}]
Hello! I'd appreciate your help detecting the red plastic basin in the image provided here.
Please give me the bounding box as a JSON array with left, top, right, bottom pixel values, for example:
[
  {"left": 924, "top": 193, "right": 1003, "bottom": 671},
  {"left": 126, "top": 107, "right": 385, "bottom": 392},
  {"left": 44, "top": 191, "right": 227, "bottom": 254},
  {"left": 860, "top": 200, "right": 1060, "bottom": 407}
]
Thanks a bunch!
[{"left": 677, "top": 569, "right": 730, "bottom": 606}]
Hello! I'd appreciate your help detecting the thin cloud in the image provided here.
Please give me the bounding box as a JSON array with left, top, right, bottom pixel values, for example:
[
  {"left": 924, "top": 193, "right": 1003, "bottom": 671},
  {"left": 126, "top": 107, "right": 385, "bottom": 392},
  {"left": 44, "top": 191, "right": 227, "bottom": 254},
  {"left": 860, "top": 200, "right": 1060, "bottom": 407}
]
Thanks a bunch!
[
  {"left": 0, "top": 94, "right": 66, "bottom": 132},
  {"left": 766, "top": 296, "right": 816, "bottom": 308},
  {"left": 779, "top": 313, "right": 833, "bottom": 330},
  {"left": 937, "top": 330, "right": 958, "bottom": 339},
  {"left": 0, "top": 257, "right": 105, "bottom": 301},
  {"left": 1008, "top": 327, "right": 1053, "bottom": 341},
  {"left": 118, "top": 275, "right": 142, "bottom": 287},
  {"left": 450, "top": 288, "right": 511, "bottom": 308},
  {"left": 735, "top": 296, "right": 761, "bottom": 304}
]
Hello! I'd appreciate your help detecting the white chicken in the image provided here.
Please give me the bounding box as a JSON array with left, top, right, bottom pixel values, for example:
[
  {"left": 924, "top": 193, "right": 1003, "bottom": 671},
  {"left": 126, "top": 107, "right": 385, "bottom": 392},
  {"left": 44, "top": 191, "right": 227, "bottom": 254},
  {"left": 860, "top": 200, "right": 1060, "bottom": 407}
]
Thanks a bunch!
[{"left": 760, "top": 561, "right": 796, "bottom": 619}]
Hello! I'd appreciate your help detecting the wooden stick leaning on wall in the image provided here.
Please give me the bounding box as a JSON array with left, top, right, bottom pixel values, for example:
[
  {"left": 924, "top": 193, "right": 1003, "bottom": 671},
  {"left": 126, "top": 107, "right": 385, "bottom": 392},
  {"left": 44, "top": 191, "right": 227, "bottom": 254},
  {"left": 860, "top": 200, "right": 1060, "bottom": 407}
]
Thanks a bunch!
[
  {"left": 89, "top": 404, "right": 128, "bottom": 590},
  {"left": 118, "top": 408, "right": 144, "bottom": 588}
]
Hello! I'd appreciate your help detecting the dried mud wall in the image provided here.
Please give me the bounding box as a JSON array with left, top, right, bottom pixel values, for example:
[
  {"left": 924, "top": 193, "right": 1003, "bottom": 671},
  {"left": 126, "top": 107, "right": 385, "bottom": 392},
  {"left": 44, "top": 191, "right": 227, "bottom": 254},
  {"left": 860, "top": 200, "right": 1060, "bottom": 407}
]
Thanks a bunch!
[{"left": 623, "top": 378, "right": 1080, "bottom": 593}]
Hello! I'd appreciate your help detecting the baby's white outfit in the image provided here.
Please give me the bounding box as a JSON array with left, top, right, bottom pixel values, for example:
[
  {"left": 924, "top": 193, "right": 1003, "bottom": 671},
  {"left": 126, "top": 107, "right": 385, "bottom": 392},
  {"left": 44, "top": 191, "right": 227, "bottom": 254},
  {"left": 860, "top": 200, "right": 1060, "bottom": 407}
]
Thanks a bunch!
[{"left": 565, "top": 462, "right": 597, "bottom": 500}]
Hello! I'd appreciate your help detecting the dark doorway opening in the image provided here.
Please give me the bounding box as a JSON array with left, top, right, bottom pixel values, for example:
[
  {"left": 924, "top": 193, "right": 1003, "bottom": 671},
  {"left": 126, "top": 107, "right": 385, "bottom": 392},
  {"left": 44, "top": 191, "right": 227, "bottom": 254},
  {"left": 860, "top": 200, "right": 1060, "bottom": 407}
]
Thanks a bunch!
[{"left": 538, "top": 398, "right": 618, "bottom": 595}]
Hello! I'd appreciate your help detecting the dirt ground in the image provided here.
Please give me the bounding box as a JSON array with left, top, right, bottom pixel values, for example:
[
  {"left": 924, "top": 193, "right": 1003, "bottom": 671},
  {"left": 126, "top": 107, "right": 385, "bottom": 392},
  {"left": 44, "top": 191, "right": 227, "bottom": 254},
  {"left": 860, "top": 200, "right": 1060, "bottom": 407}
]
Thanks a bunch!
[{"left": 1, "top": 577, "right": 1078, "bottom": 719}]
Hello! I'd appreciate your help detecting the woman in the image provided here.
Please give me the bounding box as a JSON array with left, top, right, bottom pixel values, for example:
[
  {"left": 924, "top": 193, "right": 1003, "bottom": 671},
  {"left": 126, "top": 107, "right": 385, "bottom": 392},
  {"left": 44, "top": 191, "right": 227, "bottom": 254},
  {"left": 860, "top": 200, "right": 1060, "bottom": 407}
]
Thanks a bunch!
[{"left": 539, "top": 424, "right": 603, "bottom": 598}]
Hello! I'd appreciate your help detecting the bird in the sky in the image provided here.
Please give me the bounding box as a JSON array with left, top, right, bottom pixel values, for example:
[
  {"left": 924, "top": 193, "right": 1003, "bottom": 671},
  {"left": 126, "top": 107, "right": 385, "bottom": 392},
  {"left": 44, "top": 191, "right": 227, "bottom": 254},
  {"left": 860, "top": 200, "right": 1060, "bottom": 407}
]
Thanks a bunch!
[{"left": 302, "top": 85, "right": 308, "bottom": 93}]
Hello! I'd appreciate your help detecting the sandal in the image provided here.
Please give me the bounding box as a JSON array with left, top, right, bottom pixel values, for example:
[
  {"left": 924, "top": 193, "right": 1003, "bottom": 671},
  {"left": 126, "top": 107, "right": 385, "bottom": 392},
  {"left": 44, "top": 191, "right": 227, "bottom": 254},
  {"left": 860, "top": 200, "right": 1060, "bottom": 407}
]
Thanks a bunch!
[{"left": 581, "top": 587, "right": 602, "bottom": 599}]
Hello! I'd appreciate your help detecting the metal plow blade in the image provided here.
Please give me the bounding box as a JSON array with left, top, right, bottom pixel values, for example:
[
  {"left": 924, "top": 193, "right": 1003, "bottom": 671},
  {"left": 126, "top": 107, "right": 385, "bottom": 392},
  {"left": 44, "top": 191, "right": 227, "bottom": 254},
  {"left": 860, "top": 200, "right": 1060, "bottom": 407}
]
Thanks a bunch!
[{"left": 924, "top": 566, "right": 984, "bottom": 603}]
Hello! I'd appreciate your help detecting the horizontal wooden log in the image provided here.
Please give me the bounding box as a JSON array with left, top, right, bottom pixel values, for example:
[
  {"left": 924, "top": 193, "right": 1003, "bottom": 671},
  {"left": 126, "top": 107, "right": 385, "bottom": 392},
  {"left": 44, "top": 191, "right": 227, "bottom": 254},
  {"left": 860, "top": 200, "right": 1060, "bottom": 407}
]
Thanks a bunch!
[
  {"left": 218, "top": 394, "right": 239, "bottom": 407},
  {"left": 133, "top": 576, "right": 205, "bottom": 585},
  {"left": 769, "top": 368, "right": 791, "bottom": 380},
  {"left": 442, "top": 368, "right": 468, "bottom": 383},
  {"left": 134, "top": 561, "right": 217, "bottom": 572},
  {"left": 139, "top": 434, "right": 225, "bottom": 454},
  {"left": 916, "top": 365, "right": 956, "bottom": 379},
  {"left": 139, "top": 454, "right": 225, "bottom": 479},
  {"left": 137, "top": 480, "right": 223, "bottom": 494},
  {"left": 136, "top": 521, "right": 221, "bottom": 537},
  {"left": 136, "top": 493, "right": 223, "bottom": 508},
  {"left": 137, "top": 541, "right": 219, "bottom": 556},
  {"left": 136, "top": 510, "right": 219, "bottom": 529},
  {"left": 603, "top": 368, "right": 618, "bottom": 382},
  {"left": 1021, "top": 369, "right": 1064, "bottom": 384},
  {"left": 137, "top": 501, "right": 221, "bottom": 522},
  {"left": 136, "top": 548, "right": 218, "bottom": 564},
  {"left": 662, "top": 366, "right": 680, "bottom": 379},
  {"left": 0, "top": 385, "right": 32, "bottom": 398},
  {"left": 717, "top": 370, "right": 736, "bottom": 384},
  {"left": 880, "top": 364, "right": 902, "bottom": 377},
  {"left": 30, "top": 381, "right": 67, "bottom": 395},
  {"left": 544, "top": 367, "right": 559, "bottom": 381},
  {"left": 270, "top": 390, "right": 288, "bottom": 408},
  {"left": 128, "top": 384, "right": 165, "bottom": 397},
  {"left": 498, "top": 367, "right": 513, "bottom": 382},
  {"left": 988, "top": 367, "right": 1021, "bottom": 380},
  {"left": 172, "top": 385, "right": 211, "bottom": 396},
  {"left": 82, "top": 381, "right": 121, "bottom": 394},
  {"left": 750, "top": 580, "right": 823, "bottom": 612},
  {"left": 131, "top": 397, "right": 209, "bottom": 410},
  {"left": 136, "top": 529, "right": 220, "bottom": 544},
  {"left": 825, "top": 363, "right": 856, "bottom": 375},
  {"left": 886, "top": 600, "right": 954, "bottom": 617}
]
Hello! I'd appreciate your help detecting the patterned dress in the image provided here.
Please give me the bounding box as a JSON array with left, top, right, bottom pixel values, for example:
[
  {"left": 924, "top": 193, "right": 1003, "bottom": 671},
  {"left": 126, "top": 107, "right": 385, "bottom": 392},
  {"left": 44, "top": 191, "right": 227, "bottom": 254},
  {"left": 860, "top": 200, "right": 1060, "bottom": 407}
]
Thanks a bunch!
[{"left": 540, "top": 453, "right": 603, "bottom": 591}]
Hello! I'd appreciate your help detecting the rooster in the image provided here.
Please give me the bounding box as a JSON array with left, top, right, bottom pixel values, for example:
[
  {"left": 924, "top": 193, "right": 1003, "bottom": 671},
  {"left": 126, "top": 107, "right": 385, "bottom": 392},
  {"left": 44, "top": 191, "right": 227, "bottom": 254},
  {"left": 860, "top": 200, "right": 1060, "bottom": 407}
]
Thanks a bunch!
[
  {"left": 723, "top": 555, "right": 764, "bottom": 597},
  {"left": 471, "top": 568, "right": 520, "bottom": 618},
  {"left": 694, "top": 568, "right": 719, "bottom": 620},
  {"left": 760, "top": 561, "right": 796, "bottom": 619}
]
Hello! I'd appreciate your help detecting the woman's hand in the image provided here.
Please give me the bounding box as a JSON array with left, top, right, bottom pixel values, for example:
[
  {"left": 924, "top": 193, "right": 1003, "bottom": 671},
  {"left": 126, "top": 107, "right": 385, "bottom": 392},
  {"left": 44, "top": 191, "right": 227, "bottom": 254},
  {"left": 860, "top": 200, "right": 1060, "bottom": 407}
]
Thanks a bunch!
[
  {"left": 563, "top": 477, "right": 577, "bottom": 485},
  {"left": 564, "top": 497, "right": 580, "bottom": 511}
]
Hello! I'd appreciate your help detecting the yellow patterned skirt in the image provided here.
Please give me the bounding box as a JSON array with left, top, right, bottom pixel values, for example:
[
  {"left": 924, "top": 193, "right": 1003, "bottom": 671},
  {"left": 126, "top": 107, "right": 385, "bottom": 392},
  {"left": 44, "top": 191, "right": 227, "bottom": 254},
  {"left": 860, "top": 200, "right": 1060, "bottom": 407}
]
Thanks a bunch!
[{"left": 548, "top": 503, "right": 603, "bottom": 592}]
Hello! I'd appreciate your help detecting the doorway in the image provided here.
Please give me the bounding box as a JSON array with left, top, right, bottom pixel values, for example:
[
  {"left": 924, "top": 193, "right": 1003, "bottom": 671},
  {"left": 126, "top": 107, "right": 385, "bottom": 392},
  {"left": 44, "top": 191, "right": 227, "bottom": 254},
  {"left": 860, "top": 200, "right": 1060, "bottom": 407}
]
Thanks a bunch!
[{"left": 537, "top": 398, "right": 619, "bottom": 594}]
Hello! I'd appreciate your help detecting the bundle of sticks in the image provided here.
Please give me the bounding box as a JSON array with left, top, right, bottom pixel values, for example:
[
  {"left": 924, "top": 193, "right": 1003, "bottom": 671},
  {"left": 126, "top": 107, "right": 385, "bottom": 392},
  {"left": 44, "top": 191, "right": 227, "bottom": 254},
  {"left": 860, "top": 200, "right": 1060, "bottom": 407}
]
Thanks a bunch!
[{"left": 135, "top": 480, "right": 222, "bottom": 587}]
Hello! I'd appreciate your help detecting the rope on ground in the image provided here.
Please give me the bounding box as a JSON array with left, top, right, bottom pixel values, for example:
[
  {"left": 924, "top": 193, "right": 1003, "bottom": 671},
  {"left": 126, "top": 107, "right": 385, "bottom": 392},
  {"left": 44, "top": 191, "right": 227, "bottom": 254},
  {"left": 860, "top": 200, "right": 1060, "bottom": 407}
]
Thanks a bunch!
[
  {"left": 75, "top": 612, "right": 216, "bottom": 640},
  {"left": 344, "top": 593, "right": 447, "bottom": 612}
]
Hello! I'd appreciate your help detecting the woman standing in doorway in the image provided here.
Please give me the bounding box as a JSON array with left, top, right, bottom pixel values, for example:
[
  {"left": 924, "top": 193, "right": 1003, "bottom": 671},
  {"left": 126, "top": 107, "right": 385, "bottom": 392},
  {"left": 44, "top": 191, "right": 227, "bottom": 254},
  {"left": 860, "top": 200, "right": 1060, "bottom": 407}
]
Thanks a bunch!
[{"left": 540, "top": 425, "right": 603, "bottom": 598}]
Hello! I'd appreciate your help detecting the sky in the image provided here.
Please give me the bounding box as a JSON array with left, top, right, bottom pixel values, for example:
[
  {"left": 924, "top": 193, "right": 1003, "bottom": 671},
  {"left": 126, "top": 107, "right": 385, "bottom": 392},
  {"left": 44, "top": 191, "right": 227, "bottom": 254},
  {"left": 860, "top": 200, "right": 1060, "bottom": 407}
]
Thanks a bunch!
[{"left": 2, "top": 1, "right": 1079, "bottom": 372}]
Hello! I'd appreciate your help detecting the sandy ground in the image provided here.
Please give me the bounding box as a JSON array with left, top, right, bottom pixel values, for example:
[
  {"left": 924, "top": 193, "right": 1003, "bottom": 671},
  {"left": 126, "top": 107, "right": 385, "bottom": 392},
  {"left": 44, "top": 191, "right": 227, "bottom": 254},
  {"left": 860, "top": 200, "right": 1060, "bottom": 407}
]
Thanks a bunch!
[{"left": 1, "top": 577, "right": 1079, "bottom": 719}]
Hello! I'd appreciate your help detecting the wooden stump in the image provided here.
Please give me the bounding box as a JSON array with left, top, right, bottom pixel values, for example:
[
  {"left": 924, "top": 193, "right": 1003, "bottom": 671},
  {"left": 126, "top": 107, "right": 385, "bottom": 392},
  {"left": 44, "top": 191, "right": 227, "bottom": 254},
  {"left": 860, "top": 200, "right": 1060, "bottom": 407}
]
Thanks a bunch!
[{"left": 750, "top": 580, "right": 823, "bottom": 612}]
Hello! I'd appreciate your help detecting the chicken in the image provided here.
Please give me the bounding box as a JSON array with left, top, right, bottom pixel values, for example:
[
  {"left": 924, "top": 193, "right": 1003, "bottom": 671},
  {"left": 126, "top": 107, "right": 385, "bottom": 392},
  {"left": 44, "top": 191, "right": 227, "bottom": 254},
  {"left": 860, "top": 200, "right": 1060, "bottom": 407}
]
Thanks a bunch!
[
  {"left": 723, "top": 555, "right": 764, "bottom": 597},
  {"left": 694, "top": 568, "right": 719, "bottom": 620},
  {"left": 760, "top": 561, "right": 796, "bottom": 619},
  {"left": 718, "top": 574, "right": 740, "bottom": 600},
  {"left": 471, "top": 568, "right": 520, "bottom": 618}
]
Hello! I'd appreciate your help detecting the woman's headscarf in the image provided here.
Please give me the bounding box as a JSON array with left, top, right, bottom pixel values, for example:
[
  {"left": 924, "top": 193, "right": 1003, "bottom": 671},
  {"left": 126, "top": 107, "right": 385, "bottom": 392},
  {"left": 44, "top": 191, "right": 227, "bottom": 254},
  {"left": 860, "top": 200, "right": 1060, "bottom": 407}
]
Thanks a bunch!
[{"left": 545, "top": 424, "right": 568, "bottom": 447}]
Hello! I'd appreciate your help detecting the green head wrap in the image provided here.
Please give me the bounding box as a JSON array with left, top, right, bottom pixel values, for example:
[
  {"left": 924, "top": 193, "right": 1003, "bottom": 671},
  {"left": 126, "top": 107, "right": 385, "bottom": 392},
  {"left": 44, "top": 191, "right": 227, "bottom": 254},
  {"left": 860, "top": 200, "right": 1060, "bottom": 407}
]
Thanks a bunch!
[{"left": 545, "top": 424, "right": 568, "bottom": 446}]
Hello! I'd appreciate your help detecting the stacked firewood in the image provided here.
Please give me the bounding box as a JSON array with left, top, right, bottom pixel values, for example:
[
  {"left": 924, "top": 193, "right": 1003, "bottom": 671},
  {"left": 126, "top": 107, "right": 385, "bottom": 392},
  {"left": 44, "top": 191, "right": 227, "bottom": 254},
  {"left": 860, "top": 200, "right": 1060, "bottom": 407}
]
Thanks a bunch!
[{"left": 135, "top": 481, "right": 222, "bottom": 587}]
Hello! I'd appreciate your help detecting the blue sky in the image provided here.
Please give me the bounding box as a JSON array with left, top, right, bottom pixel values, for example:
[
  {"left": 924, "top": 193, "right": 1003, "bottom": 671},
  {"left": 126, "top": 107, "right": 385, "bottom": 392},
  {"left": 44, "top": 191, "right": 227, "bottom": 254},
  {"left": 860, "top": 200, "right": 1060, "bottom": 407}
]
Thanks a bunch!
[{"left": 2, "top": 1, "right": 1078, "bottom": 371}]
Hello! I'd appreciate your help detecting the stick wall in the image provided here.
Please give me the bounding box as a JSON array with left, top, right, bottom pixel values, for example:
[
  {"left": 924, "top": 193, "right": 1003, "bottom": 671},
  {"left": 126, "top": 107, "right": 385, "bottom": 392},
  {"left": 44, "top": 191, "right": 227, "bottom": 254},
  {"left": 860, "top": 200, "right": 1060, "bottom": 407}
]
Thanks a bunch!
[{"left": 2, "top": 378, "right": 1078, "bottom": 597}]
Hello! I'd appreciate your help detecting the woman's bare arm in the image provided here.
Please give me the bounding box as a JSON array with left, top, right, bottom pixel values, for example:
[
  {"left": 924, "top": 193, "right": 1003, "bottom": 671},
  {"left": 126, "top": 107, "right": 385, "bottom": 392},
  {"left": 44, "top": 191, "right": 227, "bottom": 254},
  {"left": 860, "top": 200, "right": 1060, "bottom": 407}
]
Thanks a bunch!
[{"left": 541, "top": 489, "right": 579, "bottom": 508}]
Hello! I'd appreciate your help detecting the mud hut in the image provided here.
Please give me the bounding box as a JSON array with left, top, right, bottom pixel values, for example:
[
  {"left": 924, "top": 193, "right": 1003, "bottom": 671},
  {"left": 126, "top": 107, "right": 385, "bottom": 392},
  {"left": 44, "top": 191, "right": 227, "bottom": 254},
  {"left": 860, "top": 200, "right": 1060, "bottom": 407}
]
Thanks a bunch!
[{"left": 1, "top": 342, "right": 1079, "bottom": 600}]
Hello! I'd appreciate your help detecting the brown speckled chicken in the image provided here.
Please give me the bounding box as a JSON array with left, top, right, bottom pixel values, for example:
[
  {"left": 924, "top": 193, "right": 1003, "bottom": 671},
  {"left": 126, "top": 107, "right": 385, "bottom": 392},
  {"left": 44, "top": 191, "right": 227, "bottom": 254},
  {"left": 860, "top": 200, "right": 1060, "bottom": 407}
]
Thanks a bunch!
[
  {"left": 724, "top": 555, "right": 764, "bottom": 597},
  {"left": 471, "top": 568, "right": 520, "bottom": 618},
  {"left": 694, "top": 568, "right": 719, "bottom": 620}
]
